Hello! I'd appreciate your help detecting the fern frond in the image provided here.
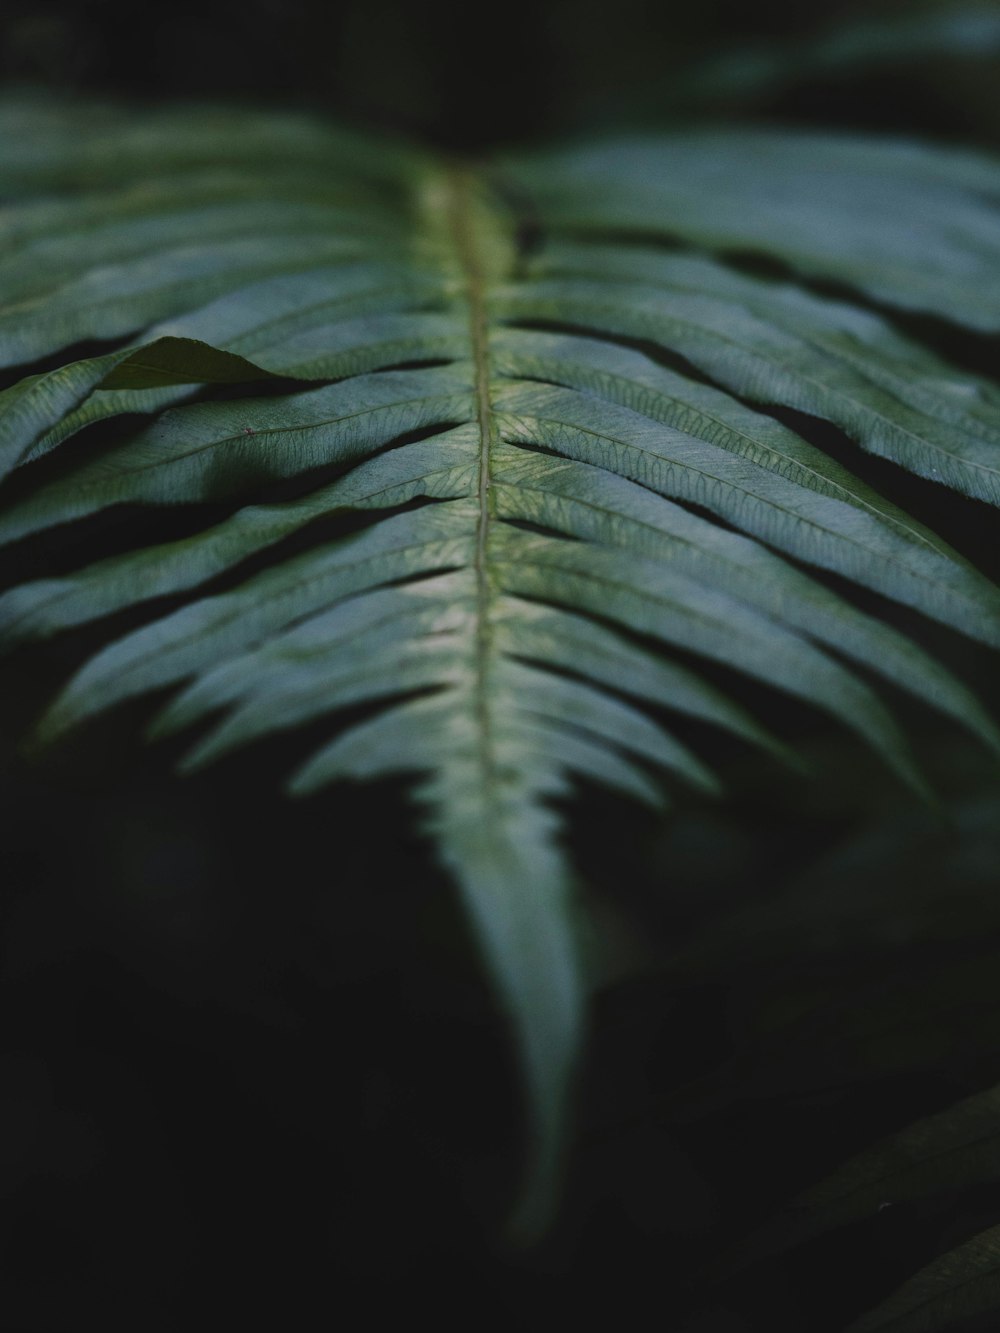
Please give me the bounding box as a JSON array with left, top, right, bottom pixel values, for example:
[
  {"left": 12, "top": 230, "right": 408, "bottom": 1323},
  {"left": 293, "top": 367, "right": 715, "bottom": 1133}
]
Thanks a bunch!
[{"left": 1, "top": 101, "right": 999, "bottom": 1229}]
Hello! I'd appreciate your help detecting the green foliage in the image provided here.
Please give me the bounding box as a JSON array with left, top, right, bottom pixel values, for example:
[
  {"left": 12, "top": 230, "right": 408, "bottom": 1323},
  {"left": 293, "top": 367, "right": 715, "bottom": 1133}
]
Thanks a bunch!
[{"left": 1, "top": 95, "right": 1000, "bottom": 1284}]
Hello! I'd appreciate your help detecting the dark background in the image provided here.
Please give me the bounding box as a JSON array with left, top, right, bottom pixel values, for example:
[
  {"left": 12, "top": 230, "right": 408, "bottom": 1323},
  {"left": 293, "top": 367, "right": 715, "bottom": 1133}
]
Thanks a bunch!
[
  {"left": 2, "top": 0, "right": 1000, "bottom": 149},
  {"left": 2, "top": 2, "right": 1000, "bottom": 1329}
]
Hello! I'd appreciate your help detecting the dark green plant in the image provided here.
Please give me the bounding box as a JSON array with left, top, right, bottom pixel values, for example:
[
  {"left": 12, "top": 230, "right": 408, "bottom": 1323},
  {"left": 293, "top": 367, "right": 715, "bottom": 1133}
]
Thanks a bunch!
[{"left": 1, "top": 83, "right": 1000, "bottom": 1318}]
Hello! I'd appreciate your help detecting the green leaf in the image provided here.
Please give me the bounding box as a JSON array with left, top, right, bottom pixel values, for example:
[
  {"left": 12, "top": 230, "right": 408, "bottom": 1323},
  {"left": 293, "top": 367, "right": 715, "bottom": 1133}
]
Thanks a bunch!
[
  {"left": 1, "top": 98, "right": 999, "bottom": 1231},
  {"left": 0, "top": 335, "right": 285, "bottom": 478},
  {"left": 804, "top": 1085, "right": 1000, "bottom": 1239},
  {"left": 728, "top": 1077, "right": 1000, "bottom": 1276},
  {"left": 507, "top": 131, "right": 1000, "bottom": 328},
  {"left": 848, "top": 1224, "right": 1000, "bottom": 1332}
]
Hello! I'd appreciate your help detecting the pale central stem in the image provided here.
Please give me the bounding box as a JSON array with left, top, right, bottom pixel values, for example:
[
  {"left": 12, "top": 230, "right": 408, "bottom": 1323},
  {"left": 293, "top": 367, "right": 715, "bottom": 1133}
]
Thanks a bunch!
[{"left": 446, "top": 169, "right": 500, "bottom": 786}]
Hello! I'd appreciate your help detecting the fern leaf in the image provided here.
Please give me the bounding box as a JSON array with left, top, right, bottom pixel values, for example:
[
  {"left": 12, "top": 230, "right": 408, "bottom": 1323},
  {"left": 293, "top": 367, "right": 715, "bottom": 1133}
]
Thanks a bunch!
[
  {"left": 508, "top": 131, "right": 1000, "bottom": 327},
  {"left": 728, "top": 1080, "right": 1000, "bottom": 1278},
  {"left": 2, "top": 101, "right": 1000, "bottom": 1229},
  {"left": 848, "top": 1224, "right": 1000, "bottom": 1332},
  {"left": 805, "top": 1083, "right": 1000, "bottom": 1237}
]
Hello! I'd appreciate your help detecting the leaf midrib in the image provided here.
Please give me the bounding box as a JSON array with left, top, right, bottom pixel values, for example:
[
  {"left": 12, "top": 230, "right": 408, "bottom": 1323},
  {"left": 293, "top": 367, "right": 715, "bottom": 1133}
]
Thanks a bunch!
[{"left": 446, "top": 169, "right": 499, "bottom": 793}]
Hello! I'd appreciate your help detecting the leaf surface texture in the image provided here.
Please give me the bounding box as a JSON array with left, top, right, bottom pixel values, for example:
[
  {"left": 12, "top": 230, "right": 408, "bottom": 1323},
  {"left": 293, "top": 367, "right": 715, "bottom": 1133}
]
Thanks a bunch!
[{"left": 2, "top": 100, "right": 999, "bottom": 1228}]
